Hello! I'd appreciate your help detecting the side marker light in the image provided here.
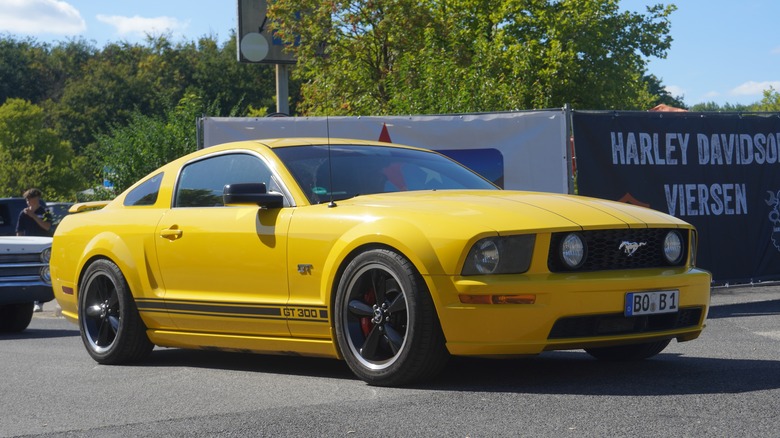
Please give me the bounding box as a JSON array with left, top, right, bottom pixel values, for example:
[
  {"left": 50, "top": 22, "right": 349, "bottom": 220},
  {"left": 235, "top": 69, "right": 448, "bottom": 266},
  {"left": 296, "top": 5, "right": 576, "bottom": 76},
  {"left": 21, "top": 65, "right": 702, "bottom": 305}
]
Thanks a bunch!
[{"left": 459, "top": 294, "right": 536, "bottom": 305}]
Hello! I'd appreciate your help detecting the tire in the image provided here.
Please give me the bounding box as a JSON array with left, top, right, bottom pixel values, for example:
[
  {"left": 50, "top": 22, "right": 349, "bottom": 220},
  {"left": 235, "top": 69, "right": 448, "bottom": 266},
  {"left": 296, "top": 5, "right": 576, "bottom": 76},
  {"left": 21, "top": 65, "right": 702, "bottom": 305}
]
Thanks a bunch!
[
  {"left": 585, "top": 339, "right": 671, "bottom": 361},
  {"left": 334, "top": 248, "right": 449, "bottom": 386},
  {"left": 0, "top": 303, "right": 34, "bottom": 332},
  {"left": 78, "top": 259, "right": 153, "bottom": 364}
]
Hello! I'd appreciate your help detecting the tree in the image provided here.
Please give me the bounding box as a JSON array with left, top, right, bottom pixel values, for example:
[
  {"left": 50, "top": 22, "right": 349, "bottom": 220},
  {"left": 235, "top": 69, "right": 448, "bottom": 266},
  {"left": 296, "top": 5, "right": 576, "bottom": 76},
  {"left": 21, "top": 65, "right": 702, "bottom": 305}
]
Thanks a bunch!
[
  {"left": 268, "top": 0, "right": 676, "bottom": 114},
  {"left": 752, "top": 87, "right": 780, "bottom": 112},
  {"left": 51, "top": 41, "right": 163, "bottom": 155},
  {"left": 644, "top": 74, "right": 686, "bottom": 109},
  {"left": 688, "top": 101, "right": 751, "bottom": 112},
  {"left": 0, "top": 37, "right": 51, "bottom": 104},
  {"left": 0, "top": 99, "right": 85, "bottom": 200}
]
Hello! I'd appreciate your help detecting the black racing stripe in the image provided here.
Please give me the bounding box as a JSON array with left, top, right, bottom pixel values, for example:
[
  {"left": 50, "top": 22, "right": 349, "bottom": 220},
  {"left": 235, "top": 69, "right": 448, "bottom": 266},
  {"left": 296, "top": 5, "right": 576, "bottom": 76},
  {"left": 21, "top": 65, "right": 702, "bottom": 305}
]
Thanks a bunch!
[
  {"left": 135, "top": 300, "right": 166, "bottom": 311},
  {"left": 164, "top": 302, "right": 282, "bottom": 316},
  {"left": 135, "top": 298, "right": 329, "bottom": 322},
  {"left": 163, "top": 310, "right": 286, "bottom": 320},
  {"left": 160, "top": 310, "right": 329, "bottom": 323}
]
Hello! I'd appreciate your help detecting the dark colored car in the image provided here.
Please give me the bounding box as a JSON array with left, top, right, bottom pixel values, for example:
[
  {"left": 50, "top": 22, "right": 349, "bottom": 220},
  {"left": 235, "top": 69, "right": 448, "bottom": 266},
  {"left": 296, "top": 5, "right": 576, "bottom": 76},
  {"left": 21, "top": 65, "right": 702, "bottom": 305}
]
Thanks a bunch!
[
  {"left": 0, "top": 198, "right": 73, "bottom": 236},
  {"left": 0, "top": 198, "right": 26, "bottom": 236},
  {"left": 46, "top": 202, "right": 73, "bottom": 234}
]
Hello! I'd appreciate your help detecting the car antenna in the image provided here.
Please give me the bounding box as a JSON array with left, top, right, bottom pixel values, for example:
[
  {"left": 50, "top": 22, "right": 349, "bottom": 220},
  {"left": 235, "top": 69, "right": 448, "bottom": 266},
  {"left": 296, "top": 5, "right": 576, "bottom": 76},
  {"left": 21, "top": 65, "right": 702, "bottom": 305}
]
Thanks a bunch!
[{"left": 326, "top": 112, "right": 337, "bottom": 208}]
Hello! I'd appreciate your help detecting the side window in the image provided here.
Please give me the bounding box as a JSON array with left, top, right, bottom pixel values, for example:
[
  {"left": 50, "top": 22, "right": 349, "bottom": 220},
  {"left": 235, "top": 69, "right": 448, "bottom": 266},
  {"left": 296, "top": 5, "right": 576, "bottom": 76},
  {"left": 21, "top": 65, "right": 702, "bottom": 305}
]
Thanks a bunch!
[
  {"left": 175, "top": 153, "right": 274, "bottom": 208},
  {"left": 124, "top": 173, "right": 163, "bottom": 206}
]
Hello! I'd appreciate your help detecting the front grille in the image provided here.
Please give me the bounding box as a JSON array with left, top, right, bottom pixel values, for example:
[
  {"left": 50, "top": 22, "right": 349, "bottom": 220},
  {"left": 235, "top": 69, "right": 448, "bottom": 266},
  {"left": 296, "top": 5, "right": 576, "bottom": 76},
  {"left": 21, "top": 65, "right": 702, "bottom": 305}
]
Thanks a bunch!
[
  {"left": 0, "top": 264, "right": 45, "bottom": 280},
  {"left": 548, "top": 229, "right": 688, "bottom": 272},
  {"left": 0, "top": 254, "right": 46, "bottom": 280},
  {"left": 0, "top": 253, "right": 41, "bottom": 264},
  {"left": 548, "top": 307, "right": 703, "bottom": 339}
]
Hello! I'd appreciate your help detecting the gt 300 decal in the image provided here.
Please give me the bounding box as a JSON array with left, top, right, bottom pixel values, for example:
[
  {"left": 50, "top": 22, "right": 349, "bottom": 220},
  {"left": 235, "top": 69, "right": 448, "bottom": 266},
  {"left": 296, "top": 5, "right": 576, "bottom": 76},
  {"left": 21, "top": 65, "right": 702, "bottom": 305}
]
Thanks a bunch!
[{"left": 283, "top": 307, "right": 329, "bottom": 321}]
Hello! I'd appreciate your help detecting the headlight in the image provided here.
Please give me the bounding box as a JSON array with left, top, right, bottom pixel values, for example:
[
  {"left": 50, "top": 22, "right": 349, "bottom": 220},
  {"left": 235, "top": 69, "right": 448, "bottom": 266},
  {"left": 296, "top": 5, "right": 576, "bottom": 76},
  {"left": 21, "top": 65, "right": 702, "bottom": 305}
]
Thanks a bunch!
[
  {"left": 40, "top": 266, "right": 51, "bottom": 284},
  {"left": 559, "top": 233, "right": 586, "bottom": 269},
  {"left": 462, "top": 235, "right": 535, "bottom": 276},
  {"left": 41, "top": 247, "right": 51, "bottom": 263},
  {"left": 663, "top": 230, "right": 684, "bottom": 264}
]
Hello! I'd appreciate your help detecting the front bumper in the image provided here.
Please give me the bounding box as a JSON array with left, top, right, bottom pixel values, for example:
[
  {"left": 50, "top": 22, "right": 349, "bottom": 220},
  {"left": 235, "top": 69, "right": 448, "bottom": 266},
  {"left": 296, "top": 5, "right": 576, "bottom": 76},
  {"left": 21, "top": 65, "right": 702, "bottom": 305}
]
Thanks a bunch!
[
  {"left": 0, "top": 281, "right": 54, "bottom": 305},
  {"left": 429, "top": 267, "right": 711, "bottom": 356}
]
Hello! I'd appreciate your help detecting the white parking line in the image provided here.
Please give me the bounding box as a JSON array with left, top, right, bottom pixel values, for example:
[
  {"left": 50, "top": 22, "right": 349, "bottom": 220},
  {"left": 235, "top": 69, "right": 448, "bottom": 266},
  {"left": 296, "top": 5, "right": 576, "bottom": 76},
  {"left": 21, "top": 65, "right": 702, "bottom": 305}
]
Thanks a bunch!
[{"left": 755, "top": 331, "right": 780, "bottom": 340}]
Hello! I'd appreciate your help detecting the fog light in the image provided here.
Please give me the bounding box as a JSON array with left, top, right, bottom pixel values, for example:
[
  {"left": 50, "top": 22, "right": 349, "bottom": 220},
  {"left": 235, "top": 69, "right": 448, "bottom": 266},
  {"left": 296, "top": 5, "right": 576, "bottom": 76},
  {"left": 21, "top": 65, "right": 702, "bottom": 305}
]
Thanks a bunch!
[
  {"left": 560, "top": 233, "right": 586, "bottom": 269},
  {"left": 663, "top": 230, "right": 684, "bottom": 264}
]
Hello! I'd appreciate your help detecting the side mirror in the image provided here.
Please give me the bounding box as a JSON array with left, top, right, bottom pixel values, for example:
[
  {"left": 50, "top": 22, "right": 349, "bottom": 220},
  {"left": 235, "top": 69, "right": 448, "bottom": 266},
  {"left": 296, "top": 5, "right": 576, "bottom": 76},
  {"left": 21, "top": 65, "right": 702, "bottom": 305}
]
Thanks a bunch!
[{"left": 223, "top": 183, "right": 284, "bottom": 209}]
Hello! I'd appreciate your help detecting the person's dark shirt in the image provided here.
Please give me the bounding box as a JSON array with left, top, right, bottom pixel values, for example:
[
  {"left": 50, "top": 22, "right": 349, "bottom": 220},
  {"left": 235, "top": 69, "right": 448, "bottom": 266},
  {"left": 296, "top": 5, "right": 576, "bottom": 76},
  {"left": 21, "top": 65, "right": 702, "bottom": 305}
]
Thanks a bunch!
[{"left": 16, "top": 205, "right": 52, "bottom": 237}]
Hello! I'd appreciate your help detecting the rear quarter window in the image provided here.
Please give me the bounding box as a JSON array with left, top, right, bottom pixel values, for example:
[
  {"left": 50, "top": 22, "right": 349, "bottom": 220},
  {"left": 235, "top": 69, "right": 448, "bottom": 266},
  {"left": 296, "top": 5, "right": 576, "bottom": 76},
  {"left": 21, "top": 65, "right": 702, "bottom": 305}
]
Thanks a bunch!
[{"left": 124, "top": 173, "right": 164, "bottom": 206}]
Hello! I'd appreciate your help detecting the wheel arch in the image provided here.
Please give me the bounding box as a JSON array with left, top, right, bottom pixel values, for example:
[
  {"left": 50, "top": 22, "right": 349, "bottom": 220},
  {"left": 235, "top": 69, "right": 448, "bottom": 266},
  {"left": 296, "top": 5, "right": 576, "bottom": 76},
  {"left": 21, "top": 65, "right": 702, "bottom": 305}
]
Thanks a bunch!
[
  {"left": 73, "top": 232, "right": 147, "bottom": 304},
  {"left": 319, "top": 218, "right": 451, "bottom": 326}
]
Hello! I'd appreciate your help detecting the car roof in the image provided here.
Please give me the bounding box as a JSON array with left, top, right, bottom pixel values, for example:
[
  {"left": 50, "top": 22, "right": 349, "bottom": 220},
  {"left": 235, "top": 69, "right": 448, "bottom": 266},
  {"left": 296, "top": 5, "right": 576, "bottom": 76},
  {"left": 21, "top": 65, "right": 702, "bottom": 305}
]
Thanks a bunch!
[{"left": 211, "top": 138, "right": 425, "bottom": 151}]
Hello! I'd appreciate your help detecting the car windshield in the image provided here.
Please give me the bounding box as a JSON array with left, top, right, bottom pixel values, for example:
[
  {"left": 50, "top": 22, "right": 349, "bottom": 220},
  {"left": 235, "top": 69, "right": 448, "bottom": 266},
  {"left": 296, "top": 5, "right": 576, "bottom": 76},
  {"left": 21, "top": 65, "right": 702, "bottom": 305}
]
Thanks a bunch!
[{"left": 274, "top": 144, "right": 498, "bottom": 204}]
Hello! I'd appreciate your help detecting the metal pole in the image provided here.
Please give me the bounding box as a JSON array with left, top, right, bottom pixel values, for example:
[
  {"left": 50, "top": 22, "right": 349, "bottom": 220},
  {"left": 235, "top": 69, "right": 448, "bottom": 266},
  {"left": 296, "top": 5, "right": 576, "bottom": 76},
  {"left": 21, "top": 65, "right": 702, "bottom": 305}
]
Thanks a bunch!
[{"left": 275, "top": 64, "right": 289, "bottom": 115}]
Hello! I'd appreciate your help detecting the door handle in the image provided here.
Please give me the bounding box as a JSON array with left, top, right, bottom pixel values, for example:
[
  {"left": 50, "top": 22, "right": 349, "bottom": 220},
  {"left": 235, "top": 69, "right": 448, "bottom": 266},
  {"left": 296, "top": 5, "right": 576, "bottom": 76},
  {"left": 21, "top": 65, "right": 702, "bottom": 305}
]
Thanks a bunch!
[{"left": 160, "top": 228, "right": 183, "bottom": 240}]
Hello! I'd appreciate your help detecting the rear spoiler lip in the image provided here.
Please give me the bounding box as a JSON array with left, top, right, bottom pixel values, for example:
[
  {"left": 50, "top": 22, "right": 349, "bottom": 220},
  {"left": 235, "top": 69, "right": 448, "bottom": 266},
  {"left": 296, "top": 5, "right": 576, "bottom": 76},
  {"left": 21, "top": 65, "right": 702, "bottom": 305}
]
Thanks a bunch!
[{"left": 68, "top": 201, "right": 110, "bottom": 213}]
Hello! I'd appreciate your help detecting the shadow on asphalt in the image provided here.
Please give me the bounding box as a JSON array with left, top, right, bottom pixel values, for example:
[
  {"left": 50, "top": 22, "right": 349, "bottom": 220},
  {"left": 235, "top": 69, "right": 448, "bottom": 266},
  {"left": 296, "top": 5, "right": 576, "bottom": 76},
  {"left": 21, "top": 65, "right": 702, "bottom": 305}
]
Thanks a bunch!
[
  {"left": 0, "top": 327, "right": 79, "bottom": 340},
  {"left": 427, "top": 352, "right": 780, "bottom": 395},
  {"left": 707, "top": 299, "right": 780, "bottom": 319},
  {"left": 144, "top": 348, "right": 356, "bottom": 381},
  {"left": 137, "top": 345, "right": 780, "bottom": 396}
]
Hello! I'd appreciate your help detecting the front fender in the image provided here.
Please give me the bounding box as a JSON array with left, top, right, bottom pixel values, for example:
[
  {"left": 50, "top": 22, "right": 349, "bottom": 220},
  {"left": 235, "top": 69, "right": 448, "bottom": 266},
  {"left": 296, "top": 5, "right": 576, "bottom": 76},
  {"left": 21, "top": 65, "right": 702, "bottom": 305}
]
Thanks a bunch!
[{"left": 317, "top": 216, "right": 494, "bottom": 315}]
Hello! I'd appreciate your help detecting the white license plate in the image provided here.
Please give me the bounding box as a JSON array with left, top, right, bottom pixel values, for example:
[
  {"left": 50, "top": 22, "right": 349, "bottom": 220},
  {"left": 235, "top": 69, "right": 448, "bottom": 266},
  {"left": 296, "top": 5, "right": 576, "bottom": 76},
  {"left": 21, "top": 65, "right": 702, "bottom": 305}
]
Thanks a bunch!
[{"left": 625, "top": 290, "right": 679, "bottom": 316}]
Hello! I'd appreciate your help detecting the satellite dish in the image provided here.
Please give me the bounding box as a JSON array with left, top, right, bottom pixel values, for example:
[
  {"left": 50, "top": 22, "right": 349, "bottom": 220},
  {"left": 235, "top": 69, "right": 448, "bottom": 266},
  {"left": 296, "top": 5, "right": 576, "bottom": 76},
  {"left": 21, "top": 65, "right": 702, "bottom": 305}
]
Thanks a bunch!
[{"left": 240, "top": 32, "right": 270, "bottom": 62}]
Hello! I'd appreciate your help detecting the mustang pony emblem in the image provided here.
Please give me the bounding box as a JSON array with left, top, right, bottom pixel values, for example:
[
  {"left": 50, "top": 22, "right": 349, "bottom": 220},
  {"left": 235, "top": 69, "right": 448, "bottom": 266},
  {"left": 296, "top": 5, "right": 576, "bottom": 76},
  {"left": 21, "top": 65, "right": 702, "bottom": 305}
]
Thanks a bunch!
[{"left": 619, "top": 241, "right": 646, "bottom": 256}]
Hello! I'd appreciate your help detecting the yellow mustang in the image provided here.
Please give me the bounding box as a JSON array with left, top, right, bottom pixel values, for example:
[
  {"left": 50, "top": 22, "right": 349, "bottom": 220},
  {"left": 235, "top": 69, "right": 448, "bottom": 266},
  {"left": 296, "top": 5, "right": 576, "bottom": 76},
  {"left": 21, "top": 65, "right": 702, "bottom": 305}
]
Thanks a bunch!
[{"left": 51, "top": 138, "right": 711, "bottom": 386}]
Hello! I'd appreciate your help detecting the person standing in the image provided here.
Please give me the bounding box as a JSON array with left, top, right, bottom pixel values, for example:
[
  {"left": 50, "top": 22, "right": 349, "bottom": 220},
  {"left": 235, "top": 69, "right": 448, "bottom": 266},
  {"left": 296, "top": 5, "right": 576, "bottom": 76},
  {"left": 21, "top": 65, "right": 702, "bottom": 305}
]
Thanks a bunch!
[{"left": 15, "top": 188, "right": 53, "bottom": 312}]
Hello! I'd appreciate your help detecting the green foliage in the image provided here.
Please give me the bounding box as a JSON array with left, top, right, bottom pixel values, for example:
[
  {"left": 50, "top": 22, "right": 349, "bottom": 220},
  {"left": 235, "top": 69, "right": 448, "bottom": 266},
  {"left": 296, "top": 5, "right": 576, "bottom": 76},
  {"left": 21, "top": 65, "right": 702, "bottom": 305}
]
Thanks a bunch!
[
  {"left": 0, "top": 98, "right": 86, "bottom": 200},
  {"left": 686, "top": 87, "right": 780, "bottom": 112},
  {"left": 752, "top": 88, "right": 780, "bottom": 112},
  {"left": 644, "top": 74, "right": 686, "bottom": 109},
  {"left": 269, "top": 0, "right": 676, "bottom": 114},
  {"left": 689, "top": 101, "right": 752, "bottom": 112}
]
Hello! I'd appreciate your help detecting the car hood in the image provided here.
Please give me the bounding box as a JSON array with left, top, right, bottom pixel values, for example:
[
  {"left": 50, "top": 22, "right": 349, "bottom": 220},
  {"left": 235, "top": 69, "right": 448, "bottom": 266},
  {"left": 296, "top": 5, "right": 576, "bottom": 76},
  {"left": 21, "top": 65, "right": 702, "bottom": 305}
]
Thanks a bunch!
[
  {"left": 341, "top": 190, "right": 688, "bottom": 233},
  {"left": 0, "top": 236, "right": 53, "bottom": 253}
]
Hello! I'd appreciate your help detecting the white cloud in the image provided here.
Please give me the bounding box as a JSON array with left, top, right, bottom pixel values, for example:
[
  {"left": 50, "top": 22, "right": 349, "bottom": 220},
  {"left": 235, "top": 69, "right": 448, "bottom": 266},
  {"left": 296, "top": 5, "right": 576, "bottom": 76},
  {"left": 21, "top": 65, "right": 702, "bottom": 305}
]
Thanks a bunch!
[
  {"left": 96, "top": 14, "right": 188, "bottom": 38},
  {"left": 0, "top": 0, "right": 85, "bottom": 35},
  {"left": 771, "top": 46, "right": 780, "bottom": 55},
  {"left": 730, "top": 81, "right": 780, "bottom": 96},
  {"left": 664, "top": 85, "right": 685, "bottom": 98}
]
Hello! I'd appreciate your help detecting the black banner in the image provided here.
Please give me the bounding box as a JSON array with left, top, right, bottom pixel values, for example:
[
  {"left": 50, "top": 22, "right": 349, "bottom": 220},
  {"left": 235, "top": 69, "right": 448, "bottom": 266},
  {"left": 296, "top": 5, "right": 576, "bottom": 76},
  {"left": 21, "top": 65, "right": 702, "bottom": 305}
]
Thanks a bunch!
[{"left": 573, "top": 111, "right": 780, "bottom": 283}]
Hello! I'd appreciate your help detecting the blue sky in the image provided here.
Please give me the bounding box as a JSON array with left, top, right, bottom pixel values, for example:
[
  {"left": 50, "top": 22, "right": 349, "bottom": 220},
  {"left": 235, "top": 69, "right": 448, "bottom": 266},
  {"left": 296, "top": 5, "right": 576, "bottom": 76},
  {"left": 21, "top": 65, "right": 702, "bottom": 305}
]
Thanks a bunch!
[{"left": 1, "top": 0, "right": 778, "bottom": 108}]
